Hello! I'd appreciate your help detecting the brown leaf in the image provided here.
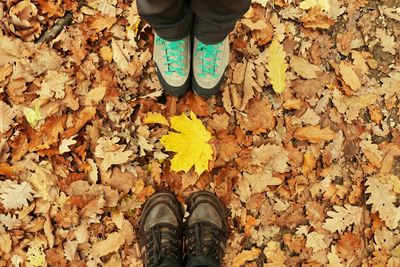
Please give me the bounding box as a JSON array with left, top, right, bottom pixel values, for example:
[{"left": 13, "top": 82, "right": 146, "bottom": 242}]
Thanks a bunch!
[
  {"left": 208, "top": 113, "right": 230, "bottom": 132},
  {"left": 290, "top": 55, "right": 321, "bottom": 79},
  {"left": 294, "top": 126, "right": 336, "bottom": 143},
  {"left": 0, "top": 163, "right": 15, "bottom": 178},
  {"left": 336, "top": 232, "right": 362, "bottom": 261},
  {"left": 339, "top": 62, "right": 362, "bottom": 91},
  {"left": 214, "top": 168, "right": 239, "bottom": 204},
  {"left": 213, "top": 131, "right": 241, "bottom": 165},
  {"left": 237, "top": 97, "right": 275, "bottom": 134},
  {"left": 63, "top": 107, "right": 96, "bottom": 139},
  {"left": 87, "top": 15, "right": 117, "bottom": 32},
  {"left": 90, "top": 232, "right": 125, "bottom": 257},
  {"left": 302, "top": 151, "right": 316, "bottom": 176},
  {"left": 177, "top": 91, "right": 209, "bottom": 117}
]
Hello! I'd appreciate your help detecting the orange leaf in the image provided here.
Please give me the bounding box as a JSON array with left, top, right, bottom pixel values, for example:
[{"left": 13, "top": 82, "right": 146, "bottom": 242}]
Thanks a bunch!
[
  {"left": 294, "top": 126, "right": 336, "bottom": 143},
  {"left": 0, "top": 163, "right": 15, "bottom": 178},
  {"left": 231, "top": 248, "right": 261, "bottom": 267},
  {"left": 63, "top": 107, "right": 96, "bottom": 139}
]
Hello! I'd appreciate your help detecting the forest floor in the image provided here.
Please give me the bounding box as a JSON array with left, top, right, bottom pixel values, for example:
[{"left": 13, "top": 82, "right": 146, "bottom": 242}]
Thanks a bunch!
[{"left": 0, "top": 0, "right": 400, "bottom": 266}]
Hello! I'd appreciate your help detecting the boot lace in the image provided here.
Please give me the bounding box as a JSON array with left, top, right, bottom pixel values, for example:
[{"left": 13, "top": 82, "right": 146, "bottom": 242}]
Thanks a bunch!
[
  {"left": 145, "top": 225, "right": 180, "bottom": 267},
  {"left": 156, "top": 36, "right": 186, "bottom": 77},
  {"left": 185, "top": 222, "right": 225, "bottom": 261},
  {"left": 195, "top": 41, "right": 223, "bottom": 78}
]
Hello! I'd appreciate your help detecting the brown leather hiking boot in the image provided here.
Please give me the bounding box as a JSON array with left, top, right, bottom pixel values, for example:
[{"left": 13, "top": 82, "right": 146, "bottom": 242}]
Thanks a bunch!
[
  {"left": 139, "top": 192, "right": 183, "bottom": 267},
  {"left": 184, "top": 191, "right": 228, "bottom": 265}
]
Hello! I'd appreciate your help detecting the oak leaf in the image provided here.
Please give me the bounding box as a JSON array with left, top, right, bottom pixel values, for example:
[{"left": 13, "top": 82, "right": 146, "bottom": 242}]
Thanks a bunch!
[
  {"left": 94, "top": 137, "right": 134, "bottom": 172},
  {"left": 306, "top": 231, "right": 329, "bottom": 252},
  {"left": 0, "top": 213, "right": 21, "bottom": 230},
  {"left": 339, "top": 62, "right": 361, "bottom": 91},
  {"left": 294, "top": 126, "right": 336, "bottom": 143},
  {"left": 232, "top": 248, "right": 261, "bottom": 267},
  {"left": 0, "top": 101, "right": 15, "bottom": 134},
  {"left": 23, "top": 105, "right": 42, "bottom": 127},
  {"left": 266, "top": 38, "right": 288, "bottom": 93},
  {"left": 366, "top": 176, "right": 400, "bottom": 229},
  {"left": 27, "top": 240, "right": 46, "bottom": 267},
  {"left": 59, "top": 135, "right": 77, "bottom": 154},
  {"left": 290, "top": 55, "right": 321, "bottom": 79},
  {"left": 100, "top": 46, "right": 113, "bottom": 62},
  {"left": 323, "top": 204, "right": 362, "bottom": 233},
  {"left": 39, "top": 70, "right": 69, "bottom": 99},
  {"left": 300, "top": 0, "right": 330, "bottom": 12},
  {"left": 0, "top": 182, "right": 35, "bottom": 209},
  {"left": 160, "top": 112, "right": 213, "bottom": 175},
  {"left": 90, "top": 232, "right": 125, "bottom": 257},
  {"left": 251, "top": 144, "right": 289, "bottom": 173}
]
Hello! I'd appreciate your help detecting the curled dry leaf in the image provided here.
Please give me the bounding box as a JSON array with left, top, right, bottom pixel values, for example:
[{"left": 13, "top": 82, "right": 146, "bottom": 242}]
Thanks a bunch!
[
  {"left": 294, "top": 126, "right": 336, "bottom": 143},
  {"left": 231, "top": 247, "right": 261, "bottom": 267},
  {"left": 90, "top": 232, "right": 125, "bottom": 257}
]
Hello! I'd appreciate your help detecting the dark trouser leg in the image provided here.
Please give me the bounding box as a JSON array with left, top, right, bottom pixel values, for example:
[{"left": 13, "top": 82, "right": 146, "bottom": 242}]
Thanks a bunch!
[
  {"left": 136, "top": 0, "right": 193, "bottom": 41},
  {"left": 159, "top": 257, "right": 184, "bottom": 267},
  {"left": 191, "top": 0, "right": 251, "bottom": 44},
  {"left": 185, "top": 255, "right": 220, "bottom": 267}
]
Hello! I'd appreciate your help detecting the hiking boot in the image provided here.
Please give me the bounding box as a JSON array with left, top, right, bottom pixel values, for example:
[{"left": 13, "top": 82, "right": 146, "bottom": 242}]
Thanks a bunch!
[
  {"left": 139, "top": 192, "right": 183, "bottom": 267},
  {"left": 184, "top": 191, "right": 228, "bottom": 265},
  {"left": 192, "top": 37, "right": 230, "bottom": 98},
  {"left": 153, "top": 33, "right": 191, "bottom": 96}
]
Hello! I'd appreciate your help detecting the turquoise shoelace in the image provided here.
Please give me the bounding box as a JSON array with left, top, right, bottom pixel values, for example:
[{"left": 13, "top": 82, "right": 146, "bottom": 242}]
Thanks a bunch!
[
  {"left": 156, "top": 36, "right": 186, "bottom": 77},
  {"left": 195, "top": 41, "right": 222, "bottom": 78}
]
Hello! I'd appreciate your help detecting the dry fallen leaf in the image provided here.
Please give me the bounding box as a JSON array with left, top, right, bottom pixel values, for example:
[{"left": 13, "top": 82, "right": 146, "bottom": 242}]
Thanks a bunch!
[
  {"left": 323, "top": 205, "right": 363, "bottom": 233},
  {"left": 290, "top": 55, "right": 321, "bottom": 79},
  {"left": 299, "top": 0, "right": 330, "bottom": 12},
  {"left": 0, "top": 182, "right": 35, "bottom": 210},
  {"left": 339, "top": 62, "right": 361, "bottom": 91},
  {"left": 0, "top": 101, "right": 15, "bottom": 134},
  {"left": 143, "top": 112, "right": 169, "bottom": 126},
  {"left": 232, "top": 247, "right": 261, "bottom": 267},
  {"left": 90, "top": 232, "right": 125, "bottom": 257},
  {"left": 94, "top": 137, "right": 134, "bottom": 172},
  {"left": 266, "top": 38, "right": 288, "bottom": 93},
  {"left": 294, "top": 126, "right": 336, "bottom": 143}
]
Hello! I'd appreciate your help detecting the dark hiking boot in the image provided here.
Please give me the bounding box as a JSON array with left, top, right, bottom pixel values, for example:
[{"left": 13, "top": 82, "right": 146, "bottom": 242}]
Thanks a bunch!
[
  {"left": 184, "top": 191, "right": 228, "bottom": 264},
  {"left": 139, "top": 192, "right": 183, "bottom": 267}
]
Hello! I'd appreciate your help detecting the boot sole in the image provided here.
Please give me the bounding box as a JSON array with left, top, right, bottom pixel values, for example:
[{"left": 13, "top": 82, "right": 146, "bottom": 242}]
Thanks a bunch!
[
  {"left": 155, "top": 64, "right": 190, "bottom": 97},
  {"left": 192, "top": 68, "right": 227, "bottom": 98}
]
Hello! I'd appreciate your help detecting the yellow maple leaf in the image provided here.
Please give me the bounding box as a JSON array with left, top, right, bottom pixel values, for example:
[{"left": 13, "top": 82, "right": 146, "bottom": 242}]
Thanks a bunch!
[
  {"left": 299, "top": 0, "right": 330, "bottom": 12},
  {"left": 160, "top": 112, "right": 213, "bottom": 175},
  {"left": 143, "top": 112, "right": 169, "bottom": 126},
  {"left": 266, "top": 38, "right": 288, "bottom": 94}
]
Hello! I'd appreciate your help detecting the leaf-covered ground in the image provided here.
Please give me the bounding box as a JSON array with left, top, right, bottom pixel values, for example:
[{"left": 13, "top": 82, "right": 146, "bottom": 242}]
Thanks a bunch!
[{"left": 0, "top": 0, "right": 400, "bottom": 266}]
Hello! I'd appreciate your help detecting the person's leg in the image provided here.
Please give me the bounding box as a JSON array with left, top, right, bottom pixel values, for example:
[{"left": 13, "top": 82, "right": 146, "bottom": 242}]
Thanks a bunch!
[
  {"left": 190, "top": 0, "right": 250, "bottom": 97},
  {"left": 136, "top": 0, "right": 193, "bottom": 41},
  {"left": 191, "top": 0, "right": 251, "bottom": 44},
  {"left": 136, "top": 0, "right": 192, "bottom": 96},
  {"left": 184, "top": 191, "right": 228, "bottom": 267}
]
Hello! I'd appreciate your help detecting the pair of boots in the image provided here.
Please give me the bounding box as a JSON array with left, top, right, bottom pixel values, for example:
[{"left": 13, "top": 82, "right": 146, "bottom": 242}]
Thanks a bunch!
[
  {"left": 153, "top": 34, "right": 230, "bottom": 98},
  {"left": 139, "top": 191, "right": 227, "bottom": 267}
]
